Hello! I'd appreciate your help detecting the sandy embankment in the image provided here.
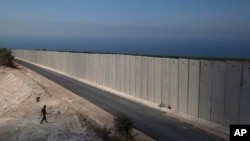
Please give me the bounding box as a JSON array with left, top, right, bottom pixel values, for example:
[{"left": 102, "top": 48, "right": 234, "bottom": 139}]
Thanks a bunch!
[
  {"left": 0, "top": 64, "right": 154, "bottom": 141},
  {"left": 0, "top": 65, "right": 105, "bottom": 141}
]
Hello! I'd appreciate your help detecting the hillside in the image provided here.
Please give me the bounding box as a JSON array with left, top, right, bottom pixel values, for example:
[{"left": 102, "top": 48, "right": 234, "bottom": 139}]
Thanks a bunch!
[
  {"left": 0, "top": 65, "right": 103, "bottom": 141},
  {"left": 0, "top": 64, "right": 153, "bottom": 141}
]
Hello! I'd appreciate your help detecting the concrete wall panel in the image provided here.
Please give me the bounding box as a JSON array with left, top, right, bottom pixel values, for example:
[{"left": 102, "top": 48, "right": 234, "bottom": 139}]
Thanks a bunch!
[
  {"left": 141, "top": 57, "right": 148, "bottom": 100},
  {"left": 240, "top": 63, "right": 250, "bottom": 124},
  {"left": 69, "top": 53, "right": 73, "bottom": 76},
  {"left": 104, "top": 55, "right": 109, "bottom": 87},
  {"left": 154, "top": 58, "right": 162, "bottom": 104},
  {"left": 53, "top": 52, "right": 57, "bottom": 70},
  {"left": 161, "top": 58, "right": 170, "bottom": 107},
  {"left": 88, "top": 54, "right": 92, "bottom": 81},
  {"left": 56, "top": 51, "right": 59, "bottom": 72},
  {"left": 78, "top": 53, "right": 84, "bottom": 79},
  {"left": 99, "top": 54, "right": 105, "bottom": 85},
  {"left": 188, "top": 60, "right": 200, "bottom": 117},
  {"left": 112, "top": 55, "right": 117, "bottom": 89},
  {"left": 116, "top": 55, "right": 121, "bottom": 91},
  {"left": 125, "top": 55, "right": 130, "bottom": 94},
  {"left": 211, "top": 61, "right": 226, "bottom": 124},
  {"left": 75, "top": 53, "right": 79, "bottom": 77},
  {"left": 91, "top": 54, "right": 95, "bottom": 81},
  {"left": 92, "top": 54, "right": 96, "bottom": 82},
  {"left": 60, "top": 52, "right": 65, "bottom": 73},
  {"left": 86, "top": 54, "right": 90, "bottom": 81},
  {"left": 178, "top": 59, "right": 189, "bottom": 113},
  {"left": 135, "top": 56, "right": 142, "bottom": 98},
  {"left": 199, "top": 60, "right": 212, "bottom": 120},
  {"left": 97, "top": 54, "right": 101, "bottom": 84},
  {"left": 89, "top": 54, "right": 94, "bottom": 82},
  {"left": 97, "top": 54, "right": 100, "bottom": 83},
  {"left": 83, "top": 53, "right": 88, "bottom": 79},
  {"left": 224, "top": 61, "right": 241, "bottom": 126},
  {"left": 66, "top": 52, "right": 71, "bottom": 75},
  {"left": 108, "top": 55, "right": 113, "bottom": 88},
  {"left": 63, "top": 52, "right": 66, "bottom": 73},
  {"left": 169, "top": 59, "right": 179, "bottom": 110},
  {"left": 72, "top": 53, "right": 77, "bottom": 77},
  {"left": 78, "top": 53, "right": 82, "bottom": 78},
  {"left": 61, "top": 52, "right": 65, "bottom": 73},
  {"left": 147, "top": 57, "right": 155, "bottom": 102},
  {"left": 73, "top": 53, "right": 77, "bottom": 77},
  {"left": 120, "top": 55, "right": 125, "bottom": 93},
  {"left": 65, "top": 52, "right": 69, "bottom": 75},
  {"left": 129, "top": 56, "right": 136, "bottom": 96},
  {"left": 93, "top": 54, "right": 97, "bottom": 83}
]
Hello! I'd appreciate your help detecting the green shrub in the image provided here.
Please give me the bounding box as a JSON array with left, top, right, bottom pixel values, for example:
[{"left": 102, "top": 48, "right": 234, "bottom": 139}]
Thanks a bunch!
[
  {"left": 114, "top": 113, "right": 136, "bottom": 141},
  {"left": 99, "top": 125, "right": 112, "bottom": 140},
  {"left": 0, "top": 48, "right": 14, "bottom": 66}
]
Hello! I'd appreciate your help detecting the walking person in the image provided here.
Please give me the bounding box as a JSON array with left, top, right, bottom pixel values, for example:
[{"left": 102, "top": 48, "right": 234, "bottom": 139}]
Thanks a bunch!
[{"left": 40, "top": 105, "right": 48, "bottom": 124}]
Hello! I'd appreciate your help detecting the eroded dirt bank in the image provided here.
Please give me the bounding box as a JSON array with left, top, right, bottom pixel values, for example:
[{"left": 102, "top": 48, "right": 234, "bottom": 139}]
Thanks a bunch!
[
  {"left": 0, "top": 65, "right": 105, "bottom": 141},
  {"left": 0, "top": 64, "right": 154, "bottom": 141}
]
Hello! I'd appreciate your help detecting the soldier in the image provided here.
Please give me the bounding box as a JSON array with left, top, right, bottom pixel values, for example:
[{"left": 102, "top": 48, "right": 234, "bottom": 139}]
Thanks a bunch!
[{"left": 40, "top": 105, "right": 48, "bottom": 124}]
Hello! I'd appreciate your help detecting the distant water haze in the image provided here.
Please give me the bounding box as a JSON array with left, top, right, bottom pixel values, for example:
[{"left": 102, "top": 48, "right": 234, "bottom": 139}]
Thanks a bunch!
[{"left": 1, "top": 36, "right": 250, "bottom": 59}]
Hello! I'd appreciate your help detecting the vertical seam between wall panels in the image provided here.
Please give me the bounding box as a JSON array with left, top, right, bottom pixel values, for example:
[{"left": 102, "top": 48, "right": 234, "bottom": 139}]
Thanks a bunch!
[
  {"left": 238, "top": 63, "right": 243, "bottom": 124},
  {"left": 187, "top": 60, "right": 190, "bottom": 114},
  {"left": 160, "top": 58, "right": 163, "bottom": 104},
  {"left": 177, "top": 59, "right": 179, "bottom": 111},
  {"left": 168, "top": 59, "right": 171, "bottom": 108},
  {"left": 135, "top": 57, "right": 136, "bottom": 97},
  {"left": 223, "top": 62, "right": 227, "bottom": 126},
  {"left": 146, "top": 57, "right": 148, "bottom": 100},
  {"left": 153, "top": 58, "right": 155, "bottom": 102},
  {"left": 209, "top": 61, "right": 213, "bottom": 121},
  {"left": 197, "top": 60, "right": 201, "bottom": 118},
  {"left": 168, "top": 59, "right": 170, "bottom": 106}
]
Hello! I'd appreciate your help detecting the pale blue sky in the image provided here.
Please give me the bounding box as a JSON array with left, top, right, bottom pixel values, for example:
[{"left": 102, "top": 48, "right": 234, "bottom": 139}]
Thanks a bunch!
[
  {"left": 1, "top": 0, "right": 250, "bottom": 59},
  {"left": 1, "top": 0, "right": 249, "bottom": 40}
]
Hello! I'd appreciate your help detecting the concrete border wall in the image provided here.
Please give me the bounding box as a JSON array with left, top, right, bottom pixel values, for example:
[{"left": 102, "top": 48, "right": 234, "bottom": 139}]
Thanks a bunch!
[
  {"left": 224, "top": 62, "right": 241, "bottom": 126},
  {"left": 147, "top": 57, "right": 155, "bottom": 102},
  {"left": 12, "top": 50, "right": 250, "bottom": 127},
  {"left": 199, "top": 60, "right": 213, "bottom": 121},
  {"left": 178, "top": 59, "right": 189, "bottom": 113},
  {"left": 161, "top": 58, "right": 170, "bottom": 107},
  {"left": 169, "top": 59, "right": 179, "bottom": 110},
  {"left": 154, "top": 58, "right": 162, "bottom": 104},
  {"left": 188, "top": 60, "right": 200, "bottom": 117},
  {"left": 135, "top": 56, "right": 142, "bottom": 98},
  {"left": 124, "top": 55, "right": 130, "bottom": 95},
  {"left": 129, "top": 56, "right": 136, "bottom": 96},
  {"left": 141, "top": 57, "right": 148, "bottom": 100},
  {"left": 240, "top": 63, "right": 250, "bottom": 124},
  {"left": 211, "top": 61, "right": 226, "bottom": 124}
]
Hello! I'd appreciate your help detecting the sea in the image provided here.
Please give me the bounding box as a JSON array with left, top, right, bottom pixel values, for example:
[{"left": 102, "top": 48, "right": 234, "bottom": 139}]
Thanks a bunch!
[{"left": 1, "top": 36, "right": 250, "bottom": 59}]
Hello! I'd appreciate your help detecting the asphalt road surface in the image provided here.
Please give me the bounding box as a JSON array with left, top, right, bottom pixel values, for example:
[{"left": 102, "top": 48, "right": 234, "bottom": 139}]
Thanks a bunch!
[{"left": 15, "top": 59, "right": 225, "bottom": 141}]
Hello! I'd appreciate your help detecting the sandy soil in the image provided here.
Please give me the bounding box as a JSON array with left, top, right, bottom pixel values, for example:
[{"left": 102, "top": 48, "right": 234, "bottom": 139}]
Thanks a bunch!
[{"left": 0, "top": 64, "right": 154, "bottom": 141}]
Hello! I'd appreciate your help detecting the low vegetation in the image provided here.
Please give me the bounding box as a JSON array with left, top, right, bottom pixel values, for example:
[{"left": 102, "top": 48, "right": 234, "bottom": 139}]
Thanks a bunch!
[
  {"left": 78, "top": 112, "right": 136, "bottom": 141},
  {"left": 113, "top": 113, "right": 137, "bottom": 141},
  {"left": 0, "top": 48, "right": 14, "bottom": 66}
]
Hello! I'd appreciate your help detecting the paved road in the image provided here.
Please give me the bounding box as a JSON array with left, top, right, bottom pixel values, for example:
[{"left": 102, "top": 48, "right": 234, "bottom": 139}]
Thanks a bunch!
[{"left": 15, "top": 59, "right": 225, "bottom": 141}]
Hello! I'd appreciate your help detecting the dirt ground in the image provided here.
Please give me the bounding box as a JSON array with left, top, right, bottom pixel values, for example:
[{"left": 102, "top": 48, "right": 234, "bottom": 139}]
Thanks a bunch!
[{"left": 0, "top": 64, "right": 155, "bottom": 141}]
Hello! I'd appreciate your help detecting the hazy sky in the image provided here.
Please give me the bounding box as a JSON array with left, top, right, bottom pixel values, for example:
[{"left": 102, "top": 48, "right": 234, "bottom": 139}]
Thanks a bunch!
[{"left": 1, "top": 0, "right": 249, "bottom": 41}]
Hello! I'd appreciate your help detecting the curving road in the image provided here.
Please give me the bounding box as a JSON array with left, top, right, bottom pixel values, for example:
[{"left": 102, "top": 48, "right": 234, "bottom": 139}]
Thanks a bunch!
[{"left": 15, "top": 59, "right": 225, "bottom": 141}]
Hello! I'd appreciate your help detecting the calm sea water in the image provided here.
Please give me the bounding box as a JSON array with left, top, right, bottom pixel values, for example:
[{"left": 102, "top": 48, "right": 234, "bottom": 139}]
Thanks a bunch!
[{"left": 1, "top": 36, "right": 250, "bottom": 59}]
